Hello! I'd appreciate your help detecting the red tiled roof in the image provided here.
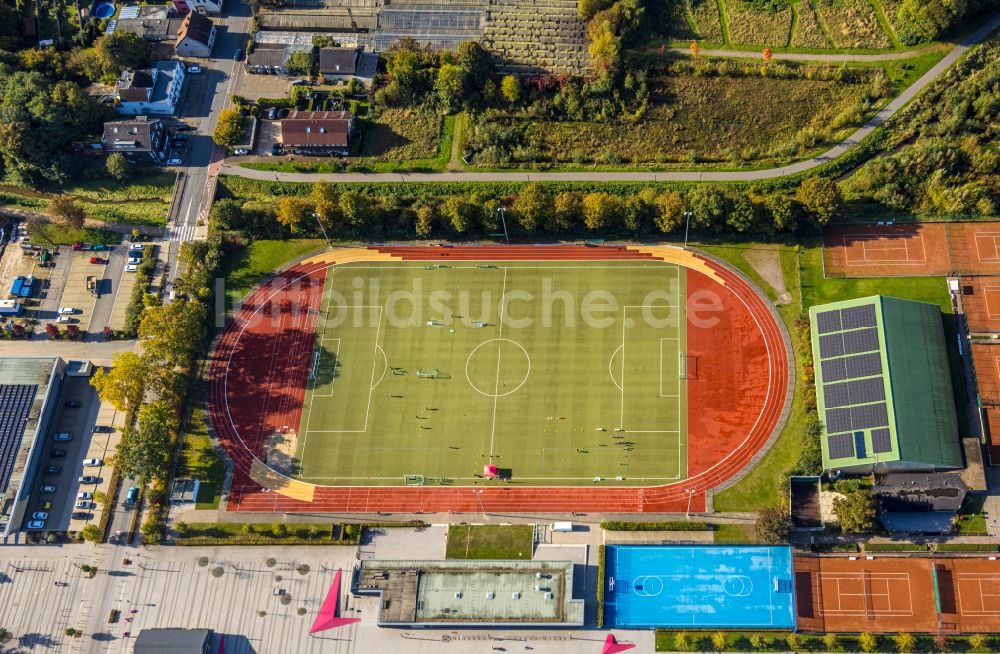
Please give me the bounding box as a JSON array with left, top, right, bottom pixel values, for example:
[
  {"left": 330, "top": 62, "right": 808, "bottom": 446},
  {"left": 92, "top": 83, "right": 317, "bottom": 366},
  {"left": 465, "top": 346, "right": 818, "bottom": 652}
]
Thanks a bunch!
[{"left": 281, "top": 111, "right": 353, "bottom": 147}]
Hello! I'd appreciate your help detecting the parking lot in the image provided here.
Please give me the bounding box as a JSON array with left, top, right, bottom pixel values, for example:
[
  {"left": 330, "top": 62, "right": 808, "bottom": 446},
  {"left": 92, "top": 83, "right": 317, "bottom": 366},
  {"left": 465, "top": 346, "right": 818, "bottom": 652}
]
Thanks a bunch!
[
  {"left": 235, "top": 72, "right": 292, "bottom": 101},
  {"left": 25, "top": 376, "right": 124, "bottom": 534},
  {"left": 254, "top": 118, "right": 281, "bottom": 156}
]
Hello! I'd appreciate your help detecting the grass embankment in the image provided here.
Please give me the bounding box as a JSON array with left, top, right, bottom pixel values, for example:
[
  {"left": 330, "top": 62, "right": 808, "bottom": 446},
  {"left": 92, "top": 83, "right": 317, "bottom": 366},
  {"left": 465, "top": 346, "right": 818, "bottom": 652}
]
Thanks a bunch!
[
  {"left": 32, "top": 224, "right": 122, "bottom": 247},
  {"left": 655, "top": 630, "right": 1000, "bottom": 652},
  {"left": 445, "top": 525, "right": 534, "bottom": 560},
  {"left": 0, "top": 174, "right": 175, "bottom": 226},
  {"left": 713, "top": 523, "right": 758, "bottom": 543},
  {"left": 177, "top": 408, "right": 225, "bottom": 510},
  {"left": 175, "top": 522, "right": 360, "bottom": 545},
  {"left": 221, "top": 238, "right": 327, "bottom": 309}
]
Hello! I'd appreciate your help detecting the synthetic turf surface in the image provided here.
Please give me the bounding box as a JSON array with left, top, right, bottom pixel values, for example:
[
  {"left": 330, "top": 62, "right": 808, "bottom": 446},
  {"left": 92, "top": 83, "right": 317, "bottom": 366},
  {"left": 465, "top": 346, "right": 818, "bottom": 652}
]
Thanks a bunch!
[{"left": 295, "top": 260, "right": 687, "bottom": 486}]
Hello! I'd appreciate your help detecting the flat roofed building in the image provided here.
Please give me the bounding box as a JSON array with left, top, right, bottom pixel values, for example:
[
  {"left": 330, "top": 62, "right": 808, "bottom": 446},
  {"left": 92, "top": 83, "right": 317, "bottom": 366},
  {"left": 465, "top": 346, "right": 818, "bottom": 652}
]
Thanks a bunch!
[
  {"left": 809, "top": 296, "right": 962, "bottom": 473},
  {"left": 134, "top": 628, "right": 211, "bottom": 653},
  {"left": 0, "top": 357, "right": 65, "bottom": 538},
  {"left": 353, "top": 559, "right": 584, "bottom": 627}
]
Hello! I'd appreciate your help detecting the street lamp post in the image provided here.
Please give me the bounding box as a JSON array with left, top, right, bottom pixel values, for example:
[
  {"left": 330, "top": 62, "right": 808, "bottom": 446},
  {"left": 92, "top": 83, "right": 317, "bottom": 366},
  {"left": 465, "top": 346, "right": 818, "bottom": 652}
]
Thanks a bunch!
[
  {"left": 683, "top": 211, "right": 693, "bottom": 247},
  {"left": 472, "top": 489, "right": 487, "bottom": 518},
  {"left": 685, "top": 489, "right": 695, "bottom": 520},
  {"left": 497, "top": 207, "right": 510, "bottom": 245},
  {"left": 311, "top": 212, "right": 333, "bottom": 248}
]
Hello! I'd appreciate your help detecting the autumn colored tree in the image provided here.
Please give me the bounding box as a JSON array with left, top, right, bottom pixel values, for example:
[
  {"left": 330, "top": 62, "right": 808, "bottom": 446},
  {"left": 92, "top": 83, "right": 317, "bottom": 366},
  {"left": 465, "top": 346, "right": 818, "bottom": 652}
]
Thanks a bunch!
[
  {"left": 690, "top": 40, "right": 699, "bottom": 56},
  {"left": 797, "top": 176, "right": 843, "bottom": 225},
  {"left": 581, "top": 192, "right": 619, "bottom": 230},
  {"left": 49, "top": 195, "right": 86, "bottom": 229},
  {"left": 275, "top": 196, "right": 313, "bottom": 233}
]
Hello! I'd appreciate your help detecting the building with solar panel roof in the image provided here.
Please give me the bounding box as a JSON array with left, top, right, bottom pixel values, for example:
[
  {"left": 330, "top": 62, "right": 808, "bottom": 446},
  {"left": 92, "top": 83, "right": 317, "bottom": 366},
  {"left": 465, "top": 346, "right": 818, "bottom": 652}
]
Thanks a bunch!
[
  {"left": 810, "top": 296, "right": 962, "bottom": 474},
  {"left": 0, "top": 357, "right": 65, "bottom": 538}
]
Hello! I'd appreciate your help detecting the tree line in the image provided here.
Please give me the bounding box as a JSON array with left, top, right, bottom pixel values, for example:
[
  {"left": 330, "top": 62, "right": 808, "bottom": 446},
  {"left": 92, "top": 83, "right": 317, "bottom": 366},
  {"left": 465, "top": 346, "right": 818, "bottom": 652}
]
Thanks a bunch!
[{"left": 213, "top": 176, "right": 843, "bottom": 243}]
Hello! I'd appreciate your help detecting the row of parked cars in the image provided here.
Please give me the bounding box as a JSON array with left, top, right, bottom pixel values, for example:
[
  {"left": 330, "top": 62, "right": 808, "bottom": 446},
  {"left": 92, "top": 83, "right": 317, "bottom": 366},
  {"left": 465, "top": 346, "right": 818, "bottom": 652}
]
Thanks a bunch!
[{"left": 28, "top": 424, "right": 113, "bottom": 530}]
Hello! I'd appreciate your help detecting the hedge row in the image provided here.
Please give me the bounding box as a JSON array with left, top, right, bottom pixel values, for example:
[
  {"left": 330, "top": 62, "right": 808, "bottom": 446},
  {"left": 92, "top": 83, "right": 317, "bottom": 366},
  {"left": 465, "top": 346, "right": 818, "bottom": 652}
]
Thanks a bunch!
[
  {"left": 596, "top": 544, "right": 606, "bottom": 629},
  {"left": 862, "top": 543, "right": 929, "bottom": 552},
  {"left": 601, "top": 521, "right": 711, "bottom": 531},
  {"left": 936, "top": 543, "right": 999, "bottom": 552}
]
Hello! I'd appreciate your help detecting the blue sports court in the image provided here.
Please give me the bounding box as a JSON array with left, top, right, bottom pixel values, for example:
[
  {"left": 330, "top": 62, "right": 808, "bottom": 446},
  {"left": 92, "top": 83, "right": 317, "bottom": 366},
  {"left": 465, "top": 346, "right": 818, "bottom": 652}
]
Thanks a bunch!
[{"left": 603, "top": 545, "right": 797, "bottom": 629}]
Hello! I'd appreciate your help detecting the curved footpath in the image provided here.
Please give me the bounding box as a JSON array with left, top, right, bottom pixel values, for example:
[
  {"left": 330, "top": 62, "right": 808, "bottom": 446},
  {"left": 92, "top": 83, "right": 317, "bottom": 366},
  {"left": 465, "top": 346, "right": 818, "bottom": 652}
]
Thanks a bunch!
[{"left": 220, "top": 12, "right": 1000, "bottom": 185}]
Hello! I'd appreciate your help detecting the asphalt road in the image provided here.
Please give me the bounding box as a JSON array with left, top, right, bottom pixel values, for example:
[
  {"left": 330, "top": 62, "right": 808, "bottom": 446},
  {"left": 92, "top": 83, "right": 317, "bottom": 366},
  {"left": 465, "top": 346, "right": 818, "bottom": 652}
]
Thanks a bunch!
[
  {"left": 218, "top": 11, "right": 1000, "bottom": 185},
  {"left": 164, "top": 0, "right": 252, "bottom": 280}
]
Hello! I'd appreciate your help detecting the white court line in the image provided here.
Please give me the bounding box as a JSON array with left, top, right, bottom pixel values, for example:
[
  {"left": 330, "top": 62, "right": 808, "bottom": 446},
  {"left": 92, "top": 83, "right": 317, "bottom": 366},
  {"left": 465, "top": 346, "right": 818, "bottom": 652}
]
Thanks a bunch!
[
  {"left": 981, "top": 286, "right": 1000, "bottom": 319},
  {"left": 843, "top": 234, "right": 927, "bottom": 265},
  {"left": 974, "top": 232, "right": 1000, "bottom": 262},
  {"left": 488, "top": 267, "right": 508, "bottom": 460},
  {"left": 817, "top": 572, "right": 913, "bottom": 616},
  {"left": 311, "top": 338, "right": 339, "bottom": 397},
  {"left": 956, "top": 573, "right": 1000, "bottom": 615}
]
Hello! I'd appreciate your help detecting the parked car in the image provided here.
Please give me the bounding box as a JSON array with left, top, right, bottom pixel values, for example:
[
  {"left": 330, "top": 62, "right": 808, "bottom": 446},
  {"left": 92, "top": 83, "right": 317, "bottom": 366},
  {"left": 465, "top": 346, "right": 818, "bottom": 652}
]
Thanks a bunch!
[
  {"left": 92, "top": 425, "right": 114, "bottom": 434},
  {"left": 44, "top": 465, "right": 61, "bottom": 474},
  {"left": 234, "top": 49, "right": 242, "bottom": 60},
  {"left": 53, "top": 432, "right": 71, "bottom": 441},
  {"left": 172, "top": 132, "right": 189, "bottom": 142},
  {"left": 128, "top": 243, "right": 145, "bottom": 251},
  {"left": 38, "top": 500, "right": 52, "bottom": 510},
  {"left": 57, "top": 307, "right": 75, "bottom": 314},
  {"left": 126, "top": 486, "right": 139, "bottom": 503},
  {"left": 125, "top": 264, "right": 138, "bottom": 273},
  {"left": 50, "top": 449, "right": 67, "bottom": 458},
  {"left": 40, "top": 485, "right": 56, "bottom": 493},
  {"left": 26, "top": 520, "right": 45, "bottom": 529},
  {"left": 55, "top": 316, "right": 72, "bottom": 324},
  {"left": 267, "top": 107, "right": 279, "bottom": 120},
  {"left": 89, "top": 256, "right": 105, "bottom": 264},
  {"left": 167, "top": 153, "right": 182, "bottom": 165},
  {"left": 83, "top": 458, "right": 103, "bottom": 467},
  {"left": 71, "top": 511, "right": 91, "bottom": 520},
  {"left": 64, "top": 400, "right": 82, "bottom": 408},
  {"left": 77, "top": 492, "right": 93, "bottom": 500},
  {"left": 278, "top": 108, "right": 289, "bottom": 118},
  {"left": 78, "top": 475, "right": 99, "bottom": 484},
  {"left": 271, "top": 143, "right": 283, "bottom": 156},
  {"left": 32, "top": 511, "right": 48, "bottom": 520},
  {"left": 186, "top": 65, "right": 202, "bottom": 74},
  {"left": 91, "top": 243, "right": 109, "bottom": 251},
  {"left": 289, "top": 79, "right": 309, "bottom": 86},
  {"left": 75, "top": 500, "right": 95, "bottom": 509},
  {"left": 175, "top": 124, "right": 196, "bottom": 132},
  {"left": 127, "top": 256, "right": 142, "bottom": 265}
]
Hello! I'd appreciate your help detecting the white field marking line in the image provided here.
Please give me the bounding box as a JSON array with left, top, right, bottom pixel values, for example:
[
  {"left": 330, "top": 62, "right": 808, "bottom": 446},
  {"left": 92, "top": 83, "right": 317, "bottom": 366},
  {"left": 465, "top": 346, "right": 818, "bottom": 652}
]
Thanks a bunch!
[
  {"left": 982, "top": 286, "right": 1000, "bottom": 319},
  {"left": 818, "top": 572, "right": 913, "bottom": 616},
  {"left": 254, "top": 298, "right": 289, "bottom": 443},
  {"left": 993, "top": 356, "right": 1000, "bottom": 392},
  {"left": 299, "top": 268, "right": 337, "bottom": 460},
  {"left": 957, "top": 573, "right": 1000, "bottom": 615},
  {"left": 659, "top": 337, "right": 680, "bottom": 398},
  {"left": 609, "top": 345, "right": 623, "bottom": 391},
  {"left": 222, "top": 257, "right": 775, "bottom": 491},
  {"left": 299, "top": 474, "right": 686, "bottom": 481},
  {"left": 974, "top": 232, "right": 1000, "bottom": 262},
  {"left": 310, "top": 338, "right": 339, "bottom": 397},
  {"left": 488, "top": 267, "right": 508, "bottom": 460},
  {"left": 767, "top": 548, "right": 775, "bottom": 626},
  {"left": 620, "top": 306, "right": 682, "bottom": 434},
  {"left": 842, "top": 234, "right": 926, "bottom": 265},
  {"left": 371, "top": 346, "right": 389, "bottom": 390}
]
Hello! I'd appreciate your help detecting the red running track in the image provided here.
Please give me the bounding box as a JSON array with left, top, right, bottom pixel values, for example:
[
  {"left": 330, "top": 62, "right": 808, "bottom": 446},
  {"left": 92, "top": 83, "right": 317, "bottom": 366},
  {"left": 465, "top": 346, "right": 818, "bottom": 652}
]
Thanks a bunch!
[{"left": 208, "top": 245, "right": 790, "bottom": 514}]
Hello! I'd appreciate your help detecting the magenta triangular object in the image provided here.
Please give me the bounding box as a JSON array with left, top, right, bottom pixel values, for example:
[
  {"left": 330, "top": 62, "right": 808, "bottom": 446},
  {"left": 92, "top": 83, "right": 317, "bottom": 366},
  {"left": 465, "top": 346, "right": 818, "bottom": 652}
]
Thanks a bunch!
[
  {"left": 602, "top": 633, "right": 636, "bottom": 654},
  {"left": 310, "top": 570, "right": 360, "bottom": 633}
]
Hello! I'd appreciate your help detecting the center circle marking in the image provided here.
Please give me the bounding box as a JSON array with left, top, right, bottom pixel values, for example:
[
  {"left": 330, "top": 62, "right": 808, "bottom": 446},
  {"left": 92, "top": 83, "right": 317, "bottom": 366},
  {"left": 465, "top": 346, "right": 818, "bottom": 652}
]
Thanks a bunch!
[{"left": 465, "top": 338, "right": 531, "bottom": 397}]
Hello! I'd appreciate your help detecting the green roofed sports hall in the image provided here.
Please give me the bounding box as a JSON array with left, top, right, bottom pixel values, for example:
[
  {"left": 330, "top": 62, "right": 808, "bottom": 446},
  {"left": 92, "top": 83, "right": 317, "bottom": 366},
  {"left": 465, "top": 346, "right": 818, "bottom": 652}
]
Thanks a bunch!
[{"left": 809, "top": 295, "right": 962, "bottom": 474}]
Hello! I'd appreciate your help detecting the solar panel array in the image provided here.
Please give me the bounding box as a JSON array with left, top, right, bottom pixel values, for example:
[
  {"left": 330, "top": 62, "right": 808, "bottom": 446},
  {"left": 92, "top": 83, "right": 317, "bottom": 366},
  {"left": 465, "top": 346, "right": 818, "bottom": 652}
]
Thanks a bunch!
[
  {"left": 816, "top": 302, "right": 893, "bottom": 460},
  {"left": 0, "top": 384, "right": 38, "bottom": 492}
]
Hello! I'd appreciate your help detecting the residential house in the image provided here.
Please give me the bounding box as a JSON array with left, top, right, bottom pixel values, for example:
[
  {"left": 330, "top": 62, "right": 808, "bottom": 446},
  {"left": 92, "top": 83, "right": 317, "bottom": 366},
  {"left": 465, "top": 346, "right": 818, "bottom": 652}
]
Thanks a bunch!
[
  {"left": 318, "top": 46, "right": 359, "bottom": 81},
  {"left": 280, "top": 111, "right": 355, "bottom": 156},
  {"left": 101, "top": 116, "right": 168, "bottom": 162},
  {"left": 171, "top": 0, "right": 224, "bottom": 16},
  {"left": 873, "top": 472, "right": 969, "bottom": 533},
  {"left": 115, "top": 61, "right": 186, "bottom": 116},
  {"left": 174, "top": 11, "right": 216, "bottom": 58},
  {"left": 115, "top": 5, "right": 185, "bottom": 41}
]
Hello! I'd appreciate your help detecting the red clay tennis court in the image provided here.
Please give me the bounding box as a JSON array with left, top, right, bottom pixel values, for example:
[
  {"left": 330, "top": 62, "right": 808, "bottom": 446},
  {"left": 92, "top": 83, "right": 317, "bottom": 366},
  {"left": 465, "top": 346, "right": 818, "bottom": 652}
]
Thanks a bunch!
[
  {"left": 823, "top": 223, "right": 951, "bottom": 277},
  {"left": 208, "top": 245, "right": 791, "bottom": 514},
  {"left": 794, "top": 556, "right": 1000, "bottom": 634},
  {"left": 972, "top": 343, "right": 1000, "bottom": 462},
  {"left": 824, "top": 221, "right": 1000, "bottom": 278},
  {"left": 960, "top": 277, "right": 1000, "bottom": 333}
]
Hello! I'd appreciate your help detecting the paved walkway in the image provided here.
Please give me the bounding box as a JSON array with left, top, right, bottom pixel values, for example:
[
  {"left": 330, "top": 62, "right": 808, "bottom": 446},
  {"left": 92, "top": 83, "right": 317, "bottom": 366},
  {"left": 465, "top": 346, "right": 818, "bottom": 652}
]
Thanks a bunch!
[
  {"left": 668, "top": 44, "right": 946, "bottom": 62},
  {"left": 220, "top": 12, "right": 1000, "bottom": 185}
]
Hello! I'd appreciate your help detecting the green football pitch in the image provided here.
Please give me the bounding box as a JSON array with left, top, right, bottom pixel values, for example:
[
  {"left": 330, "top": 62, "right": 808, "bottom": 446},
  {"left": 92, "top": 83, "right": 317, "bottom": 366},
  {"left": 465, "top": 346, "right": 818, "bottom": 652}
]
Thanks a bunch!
[{"left": 293, "top": 260, "right": 687, "bottom": 487}]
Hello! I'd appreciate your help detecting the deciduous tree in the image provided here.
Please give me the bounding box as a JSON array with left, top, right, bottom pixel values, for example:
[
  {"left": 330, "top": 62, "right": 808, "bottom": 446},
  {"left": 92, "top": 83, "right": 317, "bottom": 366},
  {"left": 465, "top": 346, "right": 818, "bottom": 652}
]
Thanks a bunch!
[
  {"left": 105, "top": 152, "right": 133, "bottom": 182},
  {"left": 833, "top": 490, "right": 877, "bottom": 533},
  {"left": 500, "top": 75, "right": 521, "bottom": 105},
  {"left": 796, "top": 176, "right": 842, "bottom": 225},
  {"left": 114, "top": 400, "right": 175, "bottom": 484},
  {"left": 582, "top": 192, "right": 619, "bottom": 230},
  {"left": 276, "top": 196, "right": 313, "bottom": 233},
  {"left": 754, "top": 505, "right": 790, "bottom": 543},
  {"left": 512, "top": 183, "right": 551, "bottom": 233},
  {"left": 653, "top": 189, "right": 684, "bottom": 233},
  {"left": 48, "top": 196, "right": 86, "bottom": 228},
  {"left": 212, "top": 108, "right": 247, "bottom": 149},
  {"left": 90, "top": 351, "right": 147, "bottom": 412}
]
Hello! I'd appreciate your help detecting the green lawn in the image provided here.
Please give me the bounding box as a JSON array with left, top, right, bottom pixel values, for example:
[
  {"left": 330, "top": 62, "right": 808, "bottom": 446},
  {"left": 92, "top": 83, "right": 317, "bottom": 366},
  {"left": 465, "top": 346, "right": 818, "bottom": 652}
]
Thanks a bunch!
[
  {"left": 294, "top": 260, "right": 687, "bottom": 487},
  {"left": 178, "top": 408, "right": 225, "bottom": 510},
  {"left": 222, "top": 239, "right": 327, "bottom": 310},
  {"left": 713, "top": 523, "right": 758, "bottom": 544},
  {"left": 446, "top": 525, "right": 534, "bottom": 559},
  {"left": 31, "top": 223, "right": 123, "bottom": 248}
]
